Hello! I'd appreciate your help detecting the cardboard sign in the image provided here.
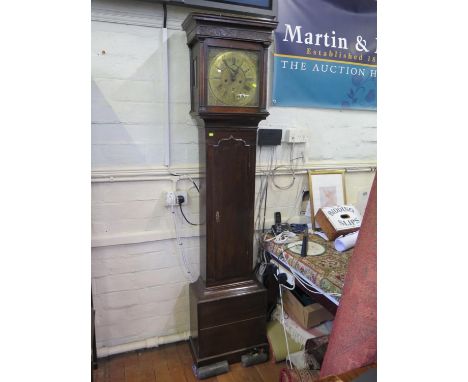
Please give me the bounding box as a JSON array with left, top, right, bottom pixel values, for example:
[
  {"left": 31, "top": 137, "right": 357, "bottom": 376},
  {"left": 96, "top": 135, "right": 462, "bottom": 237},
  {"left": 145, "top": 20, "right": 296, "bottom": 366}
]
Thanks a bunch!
[{"left": 315, "top": 205, "right": 361, "bottom": 241}]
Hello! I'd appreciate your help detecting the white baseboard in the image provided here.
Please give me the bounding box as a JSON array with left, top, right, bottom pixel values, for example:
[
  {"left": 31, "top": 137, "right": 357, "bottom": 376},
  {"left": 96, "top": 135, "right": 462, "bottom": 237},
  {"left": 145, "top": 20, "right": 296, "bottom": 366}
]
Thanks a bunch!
[{"left": 97, "top": 330, "right": 190, "bottom": 358}]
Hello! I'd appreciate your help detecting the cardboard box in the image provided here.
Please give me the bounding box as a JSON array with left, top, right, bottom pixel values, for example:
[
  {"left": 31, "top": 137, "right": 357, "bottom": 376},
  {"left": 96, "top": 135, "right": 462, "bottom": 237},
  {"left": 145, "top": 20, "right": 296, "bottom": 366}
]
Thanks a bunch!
[
  {"left": 282, "top": 289, "right": 334, "bottom": 329},
  {"left": 315, "top": 205, "right": 361, "bottom": 241}
]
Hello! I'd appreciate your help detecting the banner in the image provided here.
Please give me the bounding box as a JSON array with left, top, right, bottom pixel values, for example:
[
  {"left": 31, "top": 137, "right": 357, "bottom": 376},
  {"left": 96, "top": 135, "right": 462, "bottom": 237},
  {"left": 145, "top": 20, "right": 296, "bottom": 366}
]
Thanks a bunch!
[{"left": 272, "top": 0, "right": 377, "bottom": 110}]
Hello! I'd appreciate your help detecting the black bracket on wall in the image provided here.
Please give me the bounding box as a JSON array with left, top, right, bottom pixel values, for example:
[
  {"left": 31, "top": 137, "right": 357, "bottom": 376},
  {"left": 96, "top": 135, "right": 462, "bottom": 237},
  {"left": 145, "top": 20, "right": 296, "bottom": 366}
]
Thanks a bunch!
[{"left": 257, "top": 128, "right": 282, "bottom": 146}]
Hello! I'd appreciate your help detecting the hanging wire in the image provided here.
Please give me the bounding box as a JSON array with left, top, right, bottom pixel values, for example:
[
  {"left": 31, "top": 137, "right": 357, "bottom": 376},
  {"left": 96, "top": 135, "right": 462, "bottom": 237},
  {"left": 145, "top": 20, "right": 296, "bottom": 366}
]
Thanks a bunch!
[{"left": 179, "top": 203, "right": 199, "bottom": 226}]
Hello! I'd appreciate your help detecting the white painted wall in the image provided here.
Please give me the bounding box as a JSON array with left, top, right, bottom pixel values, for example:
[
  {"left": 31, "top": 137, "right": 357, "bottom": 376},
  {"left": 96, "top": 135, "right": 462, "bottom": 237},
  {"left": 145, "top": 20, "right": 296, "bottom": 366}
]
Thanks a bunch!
[{"left": 91, "top": 0, "right": 376, "bottom": 356}]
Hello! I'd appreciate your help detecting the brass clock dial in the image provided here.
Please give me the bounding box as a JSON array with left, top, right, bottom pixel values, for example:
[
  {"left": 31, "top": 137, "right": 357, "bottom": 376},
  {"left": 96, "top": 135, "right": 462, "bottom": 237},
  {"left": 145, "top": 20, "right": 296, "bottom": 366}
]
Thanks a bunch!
[{"left": 207, "top": 49, "right": 259, "bottom": 107}]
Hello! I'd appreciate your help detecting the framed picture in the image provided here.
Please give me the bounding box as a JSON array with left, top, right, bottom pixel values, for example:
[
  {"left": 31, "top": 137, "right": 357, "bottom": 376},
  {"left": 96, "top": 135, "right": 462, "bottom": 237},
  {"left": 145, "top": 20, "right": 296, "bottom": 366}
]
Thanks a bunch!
[{"left": 307, "top": 169, "right": 346, "bottom": 230}]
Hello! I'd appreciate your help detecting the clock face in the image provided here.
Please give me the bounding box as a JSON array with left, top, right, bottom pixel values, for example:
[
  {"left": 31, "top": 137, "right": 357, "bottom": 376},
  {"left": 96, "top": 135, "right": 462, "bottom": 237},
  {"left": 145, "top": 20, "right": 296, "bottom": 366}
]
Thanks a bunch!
[{"left": 207, "top": 48, "right": 260, "bottom": 107}]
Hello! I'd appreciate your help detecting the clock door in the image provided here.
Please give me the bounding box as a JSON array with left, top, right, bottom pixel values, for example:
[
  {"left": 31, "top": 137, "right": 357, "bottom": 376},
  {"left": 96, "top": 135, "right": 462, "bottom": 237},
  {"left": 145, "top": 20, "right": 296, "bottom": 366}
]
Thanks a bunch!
[{"left": 206, "top": 129, "right": 257, "bottom": 285}]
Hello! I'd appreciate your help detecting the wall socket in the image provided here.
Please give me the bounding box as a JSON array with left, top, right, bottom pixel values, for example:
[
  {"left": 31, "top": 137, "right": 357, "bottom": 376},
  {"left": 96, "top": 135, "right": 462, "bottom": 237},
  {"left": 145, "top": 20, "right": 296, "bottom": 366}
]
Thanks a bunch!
[
  {"left": 166, "top": 191, "right": 188, "bottom": 206},
  {"left": 284, "top": 128, "right": 308, "bottom": 143}
]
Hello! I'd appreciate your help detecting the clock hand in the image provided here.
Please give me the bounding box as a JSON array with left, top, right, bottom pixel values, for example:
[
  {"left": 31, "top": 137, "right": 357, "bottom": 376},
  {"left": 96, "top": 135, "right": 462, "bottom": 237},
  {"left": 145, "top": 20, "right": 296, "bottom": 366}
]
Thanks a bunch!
[
  {"left": 222, "top": 59, "right": 235, "bottom": 73},
  {"left": 234, "top": 60, "right": 243, "bottom": 75},
  {"left": 230, "top": 60, "right": 245, "bottom": 84},
  {"left": 222, "top": 58, "right": 237, "bottom": 81}
]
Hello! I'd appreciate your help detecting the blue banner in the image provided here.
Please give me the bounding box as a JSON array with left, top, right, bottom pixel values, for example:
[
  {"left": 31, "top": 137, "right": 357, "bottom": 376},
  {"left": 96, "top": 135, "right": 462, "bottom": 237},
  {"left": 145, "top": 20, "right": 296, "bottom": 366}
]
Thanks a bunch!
[{"left": 272, "top": 0, "right": 377, "bottom": 110}]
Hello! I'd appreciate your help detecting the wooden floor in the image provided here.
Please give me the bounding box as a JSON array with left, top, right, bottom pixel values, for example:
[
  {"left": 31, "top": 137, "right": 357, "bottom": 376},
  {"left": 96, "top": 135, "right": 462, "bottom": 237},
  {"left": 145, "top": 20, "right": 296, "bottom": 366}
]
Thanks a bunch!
[{"left": 93, "top": 341, "right": 286, "bottom": 382}]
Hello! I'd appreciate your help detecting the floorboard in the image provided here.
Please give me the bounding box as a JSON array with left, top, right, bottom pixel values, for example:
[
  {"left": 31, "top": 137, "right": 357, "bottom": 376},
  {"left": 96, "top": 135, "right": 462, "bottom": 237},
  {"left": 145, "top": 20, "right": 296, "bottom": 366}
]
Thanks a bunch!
[
  {"left": 93, "top": 341, "right": 285, "bottom": 382},
  {"left": 254, "top": 361, "right": 287, "bottom": 382}
]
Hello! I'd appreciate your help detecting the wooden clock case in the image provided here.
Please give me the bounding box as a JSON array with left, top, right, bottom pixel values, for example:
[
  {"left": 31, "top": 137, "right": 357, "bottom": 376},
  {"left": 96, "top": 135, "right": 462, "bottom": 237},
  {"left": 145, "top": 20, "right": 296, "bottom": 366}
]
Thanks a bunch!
[{"left": 182, "top": 13, "right": 277, "bottom": 367}]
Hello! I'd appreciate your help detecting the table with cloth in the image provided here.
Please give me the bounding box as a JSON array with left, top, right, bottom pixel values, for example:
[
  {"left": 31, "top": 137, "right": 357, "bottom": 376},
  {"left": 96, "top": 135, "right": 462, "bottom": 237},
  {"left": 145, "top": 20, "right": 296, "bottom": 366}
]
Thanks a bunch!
[{"left": 262, "top": 232, "right": 353, "bottom": 309}]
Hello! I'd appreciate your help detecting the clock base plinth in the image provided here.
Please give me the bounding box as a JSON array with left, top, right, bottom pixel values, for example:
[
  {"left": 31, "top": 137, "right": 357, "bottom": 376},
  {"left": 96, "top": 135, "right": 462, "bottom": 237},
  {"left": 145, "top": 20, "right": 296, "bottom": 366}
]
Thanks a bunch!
[{"left": 189, "top": 277, "right": 269, "bottom": 367}]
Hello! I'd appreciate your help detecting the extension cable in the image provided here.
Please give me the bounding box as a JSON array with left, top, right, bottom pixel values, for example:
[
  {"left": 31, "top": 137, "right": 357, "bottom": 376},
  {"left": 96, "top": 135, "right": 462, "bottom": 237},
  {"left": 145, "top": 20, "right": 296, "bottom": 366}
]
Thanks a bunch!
[
  {"left": 264, "top": 230, "right": 297, "bottom": 244},
  {"left": 276, "top": 264, "right": 295, "bottom": 289}
]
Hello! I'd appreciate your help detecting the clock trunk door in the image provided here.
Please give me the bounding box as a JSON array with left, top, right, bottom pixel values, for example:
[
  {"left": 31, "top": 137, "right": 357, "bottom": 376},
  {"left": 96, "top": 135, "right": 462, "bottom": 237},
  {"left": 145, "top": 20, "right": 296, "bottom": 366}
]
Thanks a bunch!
[{"left": 206, "top": 129, "right": 257, "bottom": 285}]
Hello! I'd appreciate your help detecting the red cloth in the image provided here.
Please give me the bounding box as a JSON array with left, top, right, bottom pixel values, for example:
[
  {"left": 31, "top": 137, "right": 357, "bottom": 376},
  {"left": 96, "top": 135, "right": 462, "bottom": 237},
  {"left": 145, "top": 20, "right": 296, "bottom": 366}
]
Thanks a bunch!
[{"left": 319, "top": 175, "right": 377, "bottom": 378}]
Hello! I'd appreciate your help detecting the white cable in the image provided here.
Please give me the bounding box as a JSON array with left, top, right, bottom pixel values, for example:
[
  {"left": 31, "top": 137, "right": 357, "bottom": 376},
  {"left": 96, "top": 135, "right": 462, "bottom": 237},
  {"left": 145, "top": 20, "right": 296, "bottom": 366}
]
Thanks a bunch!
[
  {"left": 272, "top": 165, "right": 296, "bottom": 190},
  {"left": 170, "top": 203, "right": 197, "bottom": 283},
  {"left": 263, "top": 230, "right": 296, "bottom": 244},
  {"left": 279, "top": 284, "right": 293, "bottom": 369},
  {"left": 254, "top": 151, "right": 266, "bottom": 230},
  {"left": 284, "top": 175, "right": 307, "bottom": 224},
  {"left": 291, "top": 268, "right": 342, "bottom": 297},
  {"left": 271, "top": 142, "right": 299, "bottom": 191},
  {"left": 274, "top": 233, "right": 295, "bottom": 244},
  {"left": 254, "top": 147, "right": 275, "bottom": 246}
]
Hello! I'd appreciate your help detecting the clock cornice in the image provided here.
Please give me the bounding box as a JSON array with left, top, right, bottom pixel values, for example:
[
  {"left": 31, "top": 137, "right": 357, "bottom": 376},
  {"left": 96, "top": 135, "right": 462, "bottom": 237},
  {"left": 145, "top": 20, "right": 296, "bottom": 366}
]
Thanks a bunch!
[
  {"left": 182, "top": 13, "right": 277, "bottom": 47},
  {"left": 183, "top": 13, "right": 277, "bottom": 120}
]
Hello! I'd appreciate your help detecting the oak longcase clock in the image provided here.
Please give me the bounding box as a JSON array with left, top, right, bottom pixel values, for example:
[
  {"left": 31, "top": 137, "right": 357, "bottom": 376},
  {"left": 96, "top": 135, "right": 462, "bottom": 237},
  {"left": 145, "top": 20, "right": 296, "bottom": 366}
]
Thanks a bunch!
[{"left": 182, "top": 13, "right": 277, "bottom": 368}]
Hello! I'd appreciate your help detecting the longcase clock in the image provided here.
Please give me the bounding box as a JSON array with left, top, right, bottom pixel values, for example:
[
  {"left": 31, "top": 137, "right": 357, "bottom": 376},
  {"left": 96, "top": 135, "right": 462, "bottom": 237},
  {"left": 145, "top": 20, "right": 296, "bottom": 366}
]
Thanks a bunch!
[{"left": 182, "top": 13, "right": 277, "bottom": 367}]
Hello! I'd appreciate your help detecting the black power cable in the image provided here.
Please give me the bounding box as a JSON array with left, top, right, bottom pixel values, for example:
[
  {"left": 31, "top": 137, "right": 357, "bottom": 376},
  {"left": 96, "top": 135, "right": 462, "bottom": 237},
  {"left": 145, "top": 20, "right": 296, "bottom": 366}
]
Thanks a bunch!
[{"left": 177, "top": 196, "right": 199, "bottom": 226}]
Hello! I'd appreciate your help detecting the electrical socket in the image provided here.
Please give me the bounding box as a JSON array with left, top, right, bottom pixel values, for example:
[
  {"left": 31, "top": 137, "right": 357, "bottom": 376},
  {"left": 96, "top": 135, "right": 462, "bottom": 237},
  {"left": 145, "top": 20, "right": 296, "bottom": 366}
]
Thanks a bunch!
[
  {"left": 284, "top": 128, "right": 308, "bottom": 143},
  {"left": 166, "top": 191, "right": 187, "bottom": 206}
]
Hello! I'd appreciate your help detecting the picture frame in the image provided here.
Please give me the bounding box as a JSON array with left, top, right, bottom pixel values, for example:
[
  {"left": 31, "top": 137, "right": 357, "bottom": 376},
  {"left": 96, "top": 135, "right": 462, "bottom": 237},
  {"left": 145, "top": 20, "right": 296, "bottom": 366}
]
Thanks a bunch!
[{"left": 307, "top": 169, "right": 346, "bottom": 230}]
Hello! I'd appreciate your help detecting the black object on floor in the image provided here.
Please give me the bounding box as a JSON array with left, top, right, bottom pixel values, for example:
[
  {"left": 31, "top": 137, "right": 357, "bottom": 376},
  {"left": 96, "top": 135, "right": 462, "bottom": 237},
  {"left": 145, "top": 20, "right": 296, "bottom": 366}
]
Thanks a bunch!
[
  {"left": 193, "top": 360, "right": 229, "bottom": 379},
  {"left": 241, "top": 352, "right": 268, "bottom": 367}
]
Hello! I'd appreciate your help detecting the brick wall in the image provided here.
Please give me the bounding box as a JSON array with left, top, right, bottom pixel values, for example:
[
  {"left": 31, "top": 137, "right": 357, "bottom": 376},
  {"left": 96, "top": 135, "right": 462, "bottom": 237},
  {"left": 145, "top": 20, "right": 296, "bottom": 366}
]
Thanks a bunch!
[{"left": 91, "top": 0, "right": 376, "bottom": 355}]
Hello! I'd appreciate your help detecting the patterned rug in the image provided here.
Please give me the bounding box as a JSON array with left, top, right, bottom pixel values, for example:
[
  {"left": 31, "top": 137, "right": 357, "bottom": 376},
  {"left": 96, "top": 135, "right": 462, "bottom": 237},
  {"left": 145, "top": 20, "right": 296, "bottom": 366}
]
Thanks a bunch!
[{"left": 263, "top": 233, "right": 353, "bottom": 299}]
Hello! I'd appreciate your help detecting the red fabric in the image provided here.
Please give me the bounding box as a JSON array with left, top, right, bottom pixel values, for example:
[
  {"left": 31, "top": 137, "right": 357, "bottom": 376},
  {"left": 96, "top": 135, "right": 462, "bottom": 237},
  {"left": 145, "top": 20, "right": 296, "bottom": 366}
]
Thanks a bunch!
[{"left": 319, "top": 175, "right": 377, "bottom": 378}]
